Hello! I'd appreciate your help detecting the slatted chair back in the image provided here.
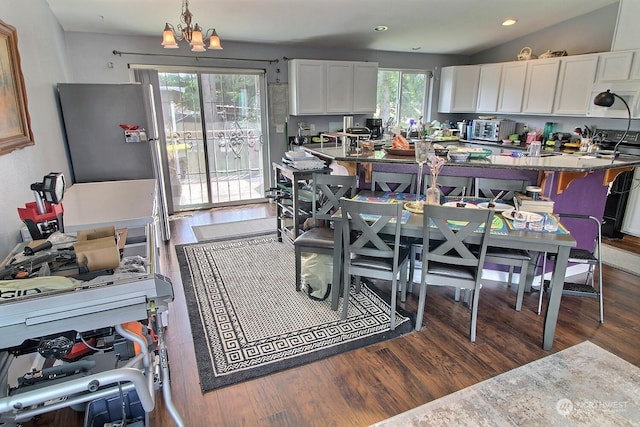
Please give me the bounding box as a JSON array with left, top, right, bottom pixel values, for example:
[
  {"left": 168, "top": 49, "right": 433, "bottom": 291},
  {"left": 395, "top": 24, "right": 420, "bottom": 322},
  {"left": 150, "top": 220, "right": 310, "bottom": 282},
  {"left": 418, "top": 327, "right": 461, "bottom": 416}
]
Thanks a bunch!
[
  {"left": 424, "top": 175, "right": 472, "bottom": 196},
  {"left": 371, "top": 171, "right": 416, "bottom": 193},
  {"left": 474, "top": 177, "right": 528, "bottom": 201}
]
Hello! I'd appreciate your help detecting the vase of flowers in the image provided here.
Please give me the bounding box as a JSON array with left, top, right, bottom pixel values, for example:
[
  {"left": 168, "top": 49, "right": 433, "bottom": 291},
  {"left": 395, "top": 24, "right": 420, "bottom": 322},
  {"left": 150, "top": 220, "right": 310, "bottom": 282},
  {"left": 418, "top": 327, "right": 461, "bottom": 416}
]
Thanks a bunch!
[{"left": 426, "top": 155, "right": 446, "bottom": 205}]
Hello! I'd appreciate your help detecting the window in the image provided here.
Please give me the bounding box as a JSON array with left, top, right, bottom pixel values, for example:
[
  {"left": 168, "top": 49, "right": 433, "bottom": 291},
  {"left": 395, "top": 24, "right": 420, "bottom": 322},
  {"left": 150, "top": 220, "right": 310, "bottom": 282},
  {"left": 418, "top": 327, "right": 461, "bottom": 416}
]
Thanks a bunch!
[{"left": 376, "top": 69, "right": 433, "bottom": 131}]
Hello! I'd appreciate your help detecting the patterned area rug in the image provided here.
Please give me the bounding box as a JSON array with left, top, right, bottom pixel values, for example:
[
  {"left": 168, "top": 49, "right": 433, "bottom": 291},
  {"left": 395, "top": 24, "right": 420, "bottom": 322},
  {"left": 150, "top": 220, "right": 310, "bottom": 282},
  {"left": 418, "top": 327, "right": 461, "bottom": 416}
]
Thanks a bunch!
[
  {"left": 175, "top": 234, "right": 412, "bottom": 391},
  {"left": 372, "top": 341, "right": 640, "bottom": 426}
]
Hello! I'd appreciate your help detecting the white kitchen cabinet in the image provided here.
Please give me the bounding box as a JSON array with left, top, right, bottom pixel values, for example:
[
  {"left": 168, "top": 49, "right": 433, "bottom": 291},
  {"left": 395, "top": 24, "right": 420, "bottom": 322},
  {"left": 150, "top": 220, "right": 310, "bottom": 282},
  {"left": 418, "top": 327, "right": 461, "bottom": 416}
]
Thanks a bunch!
[
  {"left": 288, "top": 59, "right": 378, "bottom": 115},
  {"left": 629, "top": 50, "right": 640, "bottom": 80},
  {"left": 476, "top": 63, "right": 502, "bottom": 113},
  {"left": 438, "top": 65, "right": 480, "bottom": 113},
  {"left": 553, "top": 54, "right": 599, "bottom": 115},
  {"left": 522, "top": 58, "right": 560, "bottom": 114},
  {"left": 353, "top": 62, "right": 378, "bottom": 113},
  {"left": 497, "top": 62, "right": 527, "bottom": 113},
  {"left": 326, "top": 61, "right": 353, "bottom": 114},
  {"left": 289, "top": 60, "right": 325, "bottom": 115},
  {"left": 596, "top": 51, "right": 634, "bottom": 82}
]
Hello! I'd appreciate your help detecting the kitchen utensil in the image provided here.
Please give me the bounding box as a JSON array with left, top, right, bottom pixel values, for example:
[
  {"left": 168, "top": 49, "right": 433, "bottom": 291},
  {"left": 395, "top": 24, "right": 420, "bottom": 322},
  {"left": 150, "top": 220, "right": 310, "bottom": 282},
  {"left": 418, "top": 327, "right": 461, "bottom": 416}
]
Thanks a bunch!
[
  {"left": 293, "top": 124, "right": 307, "bottom": 145},
  {"left": 491, "top": 190, "right": 505, "bottom": 203}
]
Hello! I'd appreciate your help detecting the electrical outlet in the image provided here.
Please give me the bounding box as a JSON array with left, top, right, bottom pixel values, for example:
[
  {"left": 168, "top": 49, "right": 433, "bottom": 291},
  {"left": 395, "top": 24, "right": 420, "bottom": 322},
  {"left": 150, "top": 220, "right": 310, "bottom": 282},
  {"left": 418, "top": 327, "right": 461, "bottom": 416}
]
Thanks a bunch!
[{"left": 309, "top": 124, "right": 315, "bottom": 132}]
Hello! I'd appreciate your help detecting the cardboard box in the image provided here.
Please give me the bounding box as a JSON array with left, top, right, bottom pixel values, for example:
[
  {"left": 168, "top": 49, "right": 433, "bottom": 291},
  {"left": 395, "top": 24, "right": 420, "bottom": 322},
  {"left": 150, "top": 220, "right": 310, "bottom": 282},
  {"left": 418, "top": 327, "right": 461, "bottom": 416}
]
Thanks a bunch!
[{"left": 73, "top": 226, "right": 127, "bottom": 271}]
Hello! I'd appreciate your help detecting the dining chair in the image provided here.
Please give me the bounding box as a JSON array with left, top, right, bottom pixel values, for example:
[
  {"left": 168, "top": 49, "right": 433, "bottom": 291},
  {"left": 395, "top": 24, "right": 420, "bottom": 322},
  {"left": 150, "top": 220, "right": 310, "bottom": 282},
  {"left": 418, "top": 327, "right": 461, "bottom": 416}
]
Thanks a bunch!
[
  {"left": 537, "top": 213, "right": 604, "bottom": 323},
  {"left": 474, "top": 177, "right": 528, "bottom": 201},
  {"left": 294, "top": 174, "right": 357, "bottom": 302},
  {"left": 339, "top": 198, "right": 410, "bottom": 330},
  {"left": 409, "top": 175, "right": 472, "bottom": 287},
  {"left": 371, "top": 171, "right": 416, "bottom": 193},
  {"left": 424, "top": 175, "right": 473, "bottom": 196},
  {"left": 415, "top": 204, "right": 494, "bottom": 342},
  {"left": 473, "top": 177, "right": 532, "bottom": 311}
]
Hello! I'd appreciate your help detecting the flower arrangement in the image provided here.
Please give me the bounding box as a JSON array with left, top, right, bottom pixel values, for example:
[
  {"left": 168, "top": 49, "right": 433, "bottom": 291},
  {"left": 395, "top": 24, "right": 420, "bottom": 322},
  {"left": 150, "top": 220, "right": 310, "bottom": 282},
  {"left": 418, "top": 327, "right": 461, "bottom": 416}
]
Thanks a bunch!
[
  {"left": 427, "top": 154, "right": 446, "bottom": 185},
  {"left": 425, "top": 155, "right": 446, "bottom": 205}
]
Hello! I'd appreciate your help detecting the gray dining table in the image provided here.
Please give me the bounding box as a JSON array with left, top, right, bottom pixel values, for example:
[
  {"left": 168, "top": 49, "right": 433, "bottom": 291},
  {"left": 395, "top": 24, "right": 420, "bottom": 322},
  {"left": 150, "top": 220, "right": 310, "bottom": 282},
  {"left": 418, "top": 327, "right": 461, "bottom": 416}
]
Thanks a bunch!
[{"left": 330, "top": 192, "right": 577, "bottom": 351}]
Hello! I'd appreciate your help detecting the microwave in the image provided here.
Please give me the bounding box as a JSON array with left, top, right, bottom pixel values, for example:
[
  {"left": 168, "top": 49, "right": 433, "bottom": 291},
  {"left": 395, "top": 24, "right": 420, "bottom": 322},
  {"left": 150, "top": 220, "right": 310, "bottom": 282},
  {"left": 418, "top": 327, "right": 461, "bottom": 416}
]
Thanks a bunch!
[{"left": 471, "top": 119, "right": 516, "bottom": 142}]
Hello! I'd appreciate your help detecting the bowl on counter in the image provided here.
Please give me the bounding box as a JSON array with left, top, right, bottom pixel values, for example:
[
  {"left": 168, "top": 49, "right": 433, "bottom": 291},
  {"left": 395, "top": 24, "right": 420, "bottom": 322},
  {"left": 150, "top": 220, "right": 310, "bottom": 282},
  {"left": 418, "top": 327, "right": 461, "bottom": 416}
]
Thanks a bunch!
[{"left": 448, "top": 152, "right": 470, "bottom": 162}]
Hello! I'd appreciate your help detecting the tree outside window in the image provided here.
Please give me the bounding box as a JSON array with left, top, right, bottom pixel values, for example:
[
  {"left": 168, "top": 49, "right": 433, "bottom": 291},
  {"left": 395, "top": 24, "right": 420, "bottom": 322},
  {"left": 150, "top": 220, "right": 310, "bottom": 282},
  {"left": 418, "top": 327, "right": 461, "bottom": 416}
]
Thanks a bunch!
[{"left": 376, "top": 69, "right": 431, "bottom": 132}]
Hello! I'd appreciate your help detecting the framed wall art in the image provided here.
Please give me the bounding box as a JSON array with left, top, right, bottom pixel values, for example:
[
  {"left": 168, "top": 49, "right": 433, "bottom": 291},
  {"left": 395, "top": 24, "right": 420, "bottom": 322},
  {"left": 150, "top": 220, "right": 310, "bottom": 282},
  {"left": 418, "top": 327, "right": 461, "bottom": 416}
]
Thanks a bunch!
[{"left": 0, "top": 19, "right": 33, "bottom": 156}]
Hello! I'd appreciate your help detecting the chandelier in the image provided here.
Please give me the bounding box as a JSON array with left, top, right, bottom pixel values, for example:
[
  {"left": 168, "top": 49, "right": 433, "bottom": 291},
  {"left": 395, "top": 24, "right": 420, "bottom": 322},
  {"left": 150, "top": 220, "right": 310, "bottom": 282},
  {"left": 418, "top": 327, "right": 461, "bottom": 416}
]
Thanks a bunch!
[{"left": 161, "top": 0, "right": 222, "bottom": 51}]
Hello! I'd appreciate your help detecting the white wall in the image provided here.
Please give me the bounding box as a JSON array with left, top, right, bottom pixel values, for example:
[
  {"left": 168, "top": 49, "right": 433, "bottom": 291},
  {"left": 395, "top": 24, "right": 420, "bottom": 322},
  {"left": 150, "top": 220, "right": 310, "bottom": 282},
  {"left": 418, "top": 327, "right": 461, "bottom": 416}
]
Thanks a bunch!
[
  {"left": 470, "top": 2, "right": 619, "bottom": 64},
  {"left": 0, "top": 1, "right": 72, "bottom": 256}
]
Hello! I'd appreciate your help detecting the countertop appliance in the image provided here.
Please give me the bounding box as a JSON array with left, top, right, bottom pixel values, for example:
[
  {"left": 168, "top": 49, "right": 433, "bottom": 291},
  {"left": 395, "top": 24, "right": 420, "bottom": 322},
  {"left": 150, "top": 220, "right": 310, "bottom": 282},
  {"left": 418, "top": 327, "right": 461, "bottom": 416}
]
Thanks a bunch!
[
  {"left": 57, "top": 83, "right": 170, "bottom": 241},
  {"left": 471, "top": 119, "right": 516, "bottom": 142},
  {"left": 366, "top": 118, "right": 383, "bottom": 139},
  {"left": 596, "top": 129, "right": 640, "bottom": 156}
]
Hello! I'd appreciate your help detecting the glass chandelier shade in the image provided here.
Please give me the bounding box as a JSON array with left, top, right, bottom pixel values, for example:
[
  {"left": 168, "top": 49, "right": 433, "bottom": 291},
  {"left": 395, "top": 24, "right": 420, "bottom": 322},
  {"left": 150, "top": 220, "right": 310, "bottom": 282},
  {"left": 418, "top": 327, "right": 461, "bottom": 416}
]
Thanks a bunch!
[{"left": 161, "top": 0, "right": 223, "bottom": 51}]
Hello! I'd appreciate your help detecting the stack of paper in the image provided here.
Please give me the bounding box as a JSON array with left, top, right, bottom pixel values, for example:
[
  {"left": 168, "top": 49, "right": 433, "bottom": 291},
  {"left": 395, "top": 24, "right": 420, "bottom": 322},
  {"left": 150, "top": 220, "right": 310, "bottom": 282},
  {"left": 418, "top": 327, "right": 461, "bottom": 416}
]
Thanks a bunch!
[
  {"left": 515, "top": 192, "right": 555, "bottom": 213},
  {"left": 282, "top": 151, "right": 326, "bottom": 170}
]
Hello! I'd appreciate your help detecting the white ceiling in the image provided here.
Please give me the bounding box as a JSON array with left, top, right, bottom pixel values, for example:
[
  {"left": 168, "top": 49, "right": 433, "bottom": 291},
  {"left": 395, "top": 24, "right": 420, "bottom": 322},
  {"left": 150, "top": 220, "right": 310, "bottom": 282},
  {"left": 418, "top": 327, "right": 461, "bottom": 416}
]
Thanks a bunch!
[{"left": 46, "top": 0, "right": 619, "bottom": 55}]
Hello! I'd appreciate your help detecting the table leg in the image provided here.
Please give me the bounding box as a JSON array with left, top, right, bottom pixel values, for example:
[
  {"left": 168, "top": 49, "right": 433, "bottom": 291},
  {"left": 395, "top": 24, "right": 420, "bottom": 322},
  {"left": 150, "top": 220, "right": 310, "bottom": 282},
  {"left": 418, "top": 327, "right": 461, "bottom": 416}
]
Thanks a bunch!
[
  {"left": 331, "top": 220, "right": 343, "bottom": 311},
  {"left": 543, "top": 246, "right": 569, "bottom": 350}
]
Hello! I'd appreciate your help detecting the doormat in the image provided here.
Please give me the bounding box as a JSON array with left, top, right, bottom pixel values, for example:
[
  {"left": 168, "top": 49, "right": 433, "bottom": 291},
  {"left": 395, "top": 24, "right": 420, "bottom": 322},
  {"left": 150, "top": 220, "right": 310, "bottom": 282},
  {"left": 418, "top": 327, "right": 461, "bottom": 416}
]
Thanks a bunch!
[
  {"left": 175, "top": 235, "right": 412, "bottom": 391},
  {"left": 192, "top": 217, "right": 275, "bottom": 242},
  {"left": 601, "top": 244, "right": 640, "bottom": 276}
]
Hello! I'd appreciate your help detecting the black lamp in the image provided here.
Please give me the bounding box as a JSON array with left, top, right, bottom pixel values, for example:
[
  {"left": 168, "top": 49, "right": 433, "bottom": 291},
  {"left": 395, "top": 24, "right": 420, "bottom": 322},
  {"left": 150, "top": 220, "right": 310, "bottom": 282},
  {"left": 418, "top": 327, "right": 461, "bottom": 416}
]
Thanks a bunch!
[{"left": 593, "top": 89, "right": 631, "bottom": 158}]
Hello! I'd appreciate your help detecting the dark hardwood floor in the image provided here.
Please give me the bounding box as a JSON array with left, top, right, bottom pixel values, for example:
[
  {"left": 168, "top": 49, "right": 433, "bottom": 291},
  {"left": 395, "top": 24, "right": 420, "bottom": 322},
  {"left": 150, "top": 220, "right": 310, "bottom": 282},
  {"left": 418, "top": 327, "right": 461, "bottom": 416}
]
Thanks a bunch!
[{"left": 24, "top": 203, "right": 640, "bottom": 427}]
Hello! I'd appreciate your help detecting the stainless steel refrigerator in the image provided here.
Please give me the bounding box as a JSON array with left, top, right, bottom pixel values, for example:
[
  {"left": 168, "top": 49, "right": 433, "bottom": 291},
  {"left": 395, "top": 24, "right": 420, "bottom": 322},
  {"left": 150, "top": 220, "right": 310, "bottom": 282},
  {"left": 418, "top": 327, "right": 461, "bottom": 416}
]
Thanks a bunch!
[{"left": 57, "top": 83, "right": 170, "bottom": 241}]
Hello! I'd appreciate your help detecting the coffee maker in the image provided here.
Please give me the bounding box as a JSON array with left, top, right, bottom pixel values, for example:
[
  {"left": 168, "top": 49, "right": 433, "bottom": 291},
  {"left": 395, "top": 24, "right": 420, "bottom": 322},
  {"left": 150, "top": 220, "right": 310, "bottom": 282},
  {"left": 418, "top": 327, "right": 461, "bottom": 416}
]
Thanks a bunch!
[{"left": 366, "top": 118, "right": 383, "bottom": 139}]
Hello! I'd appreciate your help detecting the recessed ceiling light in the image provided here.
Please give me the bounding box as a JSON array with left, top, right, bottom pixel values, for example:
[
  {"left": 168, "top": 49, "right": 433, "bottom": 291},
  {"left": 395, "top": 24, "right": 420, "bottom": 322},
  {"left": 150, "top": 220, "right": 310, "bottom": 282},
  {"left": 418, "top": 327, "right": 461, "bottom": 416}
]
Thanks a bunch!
[
  {"left": 374, "top": 25, "right": 388, "bottom": 32},
  {"left": 502, "top": 18, "right": 517, "bottom": 26}
]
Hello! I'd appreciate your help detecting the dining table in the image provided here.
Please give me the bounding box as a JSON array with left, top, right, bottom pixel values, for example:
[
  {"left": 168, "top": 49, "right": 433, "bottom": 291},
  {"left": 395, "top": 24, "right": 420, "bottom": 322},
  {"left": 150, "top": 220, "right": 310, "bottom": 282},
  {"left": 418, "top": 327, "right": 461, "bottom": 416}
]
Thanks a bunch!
[{"left": 330, "top": 192, "right": 577, "bottom": 351}]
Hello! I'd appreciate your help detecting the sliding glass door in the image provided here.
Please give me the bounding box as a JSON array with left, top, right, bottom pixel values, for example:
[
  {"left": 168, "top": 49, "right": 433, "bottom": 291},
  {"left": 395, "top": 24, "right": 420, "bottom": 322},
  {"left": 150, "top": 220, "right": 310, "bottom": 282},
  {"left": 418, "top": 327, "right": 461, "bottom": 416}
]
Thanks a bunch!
[{"left": 157, "top": 69, "right": 268, "bottom": 211}]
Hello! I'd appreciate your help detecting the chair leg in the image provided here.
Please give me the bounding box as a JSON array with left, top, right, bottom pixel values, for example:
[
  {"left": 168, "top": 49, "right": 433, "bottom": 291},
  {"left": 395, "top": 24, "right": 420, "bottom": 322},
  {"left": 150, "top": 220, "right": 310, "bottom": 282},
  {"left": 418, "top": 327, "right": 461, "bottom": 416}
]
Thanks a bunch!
[
  {"left": 390, "top": 276, "right": 397, "bottom": 331},
  {"left": 341, "top": 266, "right": 351, "bottom": 320},
  {"left": 415, "top": 281, "right": 428, "bottom": 330},
  {"left": 597, "top": 259, "right": 604, "bottom": 323},
  {"left": 469, "top": 286, "right": 480, "bottom": 342},
  {"left": 514, "top": 260, "right": 528, "bottom": 311},
  {"left": 507, "top": 265, "right": 515, "bottom": 287},
  {"left": 295, "top": 247, "right": 303, "bottom": 292}
]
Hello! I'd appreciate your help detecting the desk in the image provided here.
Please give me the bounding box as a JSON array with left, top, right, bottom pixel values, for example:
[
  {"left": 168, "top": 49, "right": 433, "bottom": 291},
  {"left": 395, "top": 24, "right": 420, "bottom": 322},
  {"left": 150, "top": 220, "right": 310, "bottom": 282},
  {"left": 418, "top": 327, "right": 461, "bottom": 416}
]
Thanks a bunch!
[
  {"left": 331, "top": 193, "right": 576, "bottom": 351},
  {"left": 62, "top": 179, "right": 159, "bottom": 273}
]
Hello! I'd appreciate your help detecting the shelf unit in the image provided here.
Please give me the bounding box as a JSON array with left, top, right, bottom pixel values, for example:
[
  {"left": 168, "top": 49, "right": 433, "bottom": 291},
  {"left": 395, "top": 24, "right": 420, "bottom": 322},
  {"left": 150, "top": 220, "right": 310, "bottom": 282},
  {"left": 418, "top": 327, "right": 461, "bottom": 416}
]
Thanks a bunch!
[{"left": 272, "top": 162, "right": 330, "bottom": 245}]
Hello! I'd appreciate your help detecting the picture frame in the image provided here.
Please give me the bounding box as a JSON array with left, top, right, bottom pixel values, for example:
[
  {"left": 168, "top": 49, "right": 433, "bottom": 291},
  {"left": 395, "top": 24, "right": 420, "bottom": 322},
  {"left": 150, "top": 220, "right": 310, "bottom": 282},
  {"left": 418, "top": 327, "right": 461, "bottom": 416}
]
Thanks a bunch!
[{"left": 0, "top": 19, "right": 34, "bottom": 156}]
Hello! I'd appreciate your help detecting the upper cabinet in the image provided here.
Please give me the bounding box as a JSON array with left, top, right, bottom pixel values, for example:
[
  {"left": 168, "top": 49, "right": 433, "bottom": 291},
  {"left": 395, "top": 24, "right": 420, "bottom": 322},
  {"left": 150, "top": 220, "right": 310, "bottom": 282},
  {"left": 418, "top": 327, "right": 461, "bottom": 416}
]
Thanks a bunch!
[
  {"left": 353, "top": 62, "right": 379, "bottom": 113},
  {"left": 497, "top": 62, "right": 527, "bottom": 113},
  {"left": 288, "top": 59, "right": 378, "bottom": 115},
  {"left": 325, "top": 61, "right": 354, "bottom": 114},
  {"left": 522, "top": 58, "right": 560, "bottom": 114},
  {"left": 476, "top": 63, "right": 502, "bottom": 113},
  {"left": 438, "top": 65, "right": 480, "bottom": 113},
  {"left": 553, "top": 55, "right": 599, "bottom": 115},
  {"left": 596, "top": 51, "right": 634, "bottom": 82},
  {"left": 288, "top": 60, "right": 325, "bottom": 115}
]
